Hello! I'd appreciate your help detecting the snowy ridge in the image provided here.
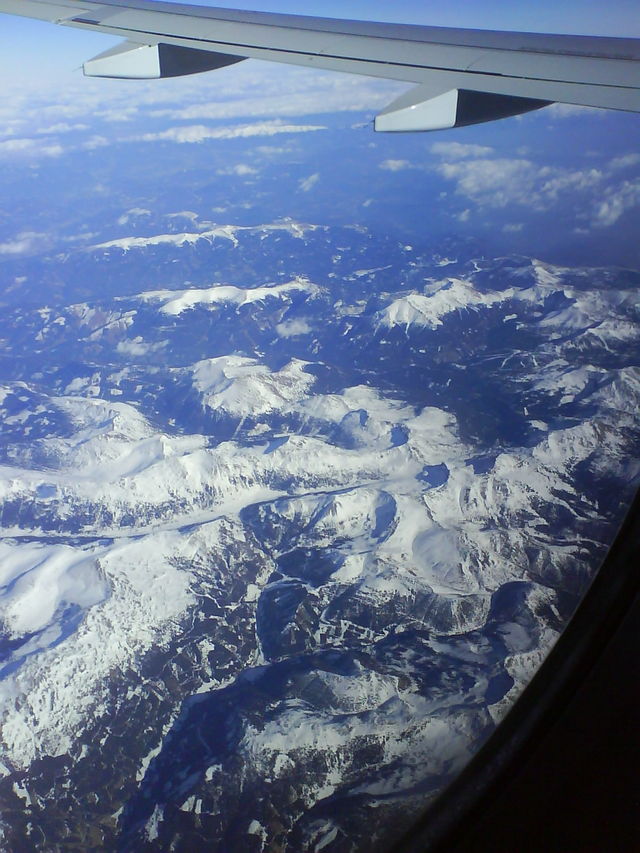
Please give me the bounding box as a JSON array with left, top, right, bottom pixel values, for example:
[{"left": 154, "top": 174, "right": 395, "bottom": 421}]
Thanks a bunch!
[
  {"left": 240, "top": 680, "right": 479, "bottom": 804},
  {"left": 378, "top": 261, "right": 640, "bottom": 341},
  {"left": 0, "top": 528, "right": 197, "bottom": 768},
  {"left": 1, "top": 395, "right": 205, "bottom": 479},
  {"left": 138, "top": 276, "right": 320, "bottom": 315},
  {"left": 194, "top": 356, "right": 316, "bottom": 417},
  {"left": 0, "top": 542, "right": 109, "bottom": 674},
  {"left": 378, "top": 278, "right": 506, "bottom": 330},
  {"left": 91, "top": 221, "right": 321, "bottom": 253},
  {"left": 65, "top": 304, "right": 137, "bottom": 339}
]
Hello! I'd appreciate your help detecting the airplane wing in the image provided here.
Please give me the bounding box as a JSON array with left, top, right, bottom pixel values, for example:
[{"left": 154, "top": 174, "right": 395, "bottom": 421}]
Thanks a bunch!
[{"left": 1, "top": 0, "right": 639, "bottom": 131}]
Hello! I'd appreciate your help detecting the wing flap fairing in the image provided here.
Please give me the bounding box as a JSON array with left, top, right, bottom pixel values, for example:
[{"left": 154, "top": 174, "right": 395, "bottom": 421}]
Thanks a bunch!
[
  {"left": 375, "top": 84, "right": 550, "bottom": 132},
  {"left": 84, "top": 40, "right": 244, "bottom": 79}
]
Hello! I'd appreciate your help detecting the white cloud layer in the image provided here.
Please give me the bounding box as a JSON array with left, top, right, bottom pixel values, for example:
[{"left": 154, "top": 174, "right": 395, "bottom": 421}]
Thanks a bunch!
[
  {"left": 299, "top": 173, "right": 320, "bottom": 192},
  {"left": 592, "top": 180, "right": 640, "bottom": 227},
  {"left": 379, "top": 159, "right": 412, "bottom": 172},
  {"left": 217, "top": 164, "right": 259, "bottom": 176},
  {"left": 133, "top": 120, "right": 326, "bottom": 143},
  {"left": 430, "top": 142, "right": 494, "bottom": 159},
  {"left": 432, "top": 146, "right": 640, "bottom": 228},
  {"left": 0, "top": 138, "right": 63, "bottom": 158},
  {"left": 37, "top": 122, "right": 89, "bottom": 135},
  {"left": 0, "top": 232, "right": 48, "bottom": 255},
  {"left": 610, "top": 153, "right": 640, "bottom": 171},
  {"left": 435, "top": 157, "right": 541, "bottom": 208},
  {"left": 276, "top": 319, "right": 312, "bottom": 338}
]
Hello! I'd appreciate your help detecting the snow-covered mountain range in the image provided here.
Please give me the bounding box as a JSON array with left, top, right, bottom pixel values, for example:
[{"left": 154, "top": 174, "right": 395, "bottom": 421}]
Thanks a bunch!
[{"left": 0, "top": 222, "right": 638, "bottom": 852}]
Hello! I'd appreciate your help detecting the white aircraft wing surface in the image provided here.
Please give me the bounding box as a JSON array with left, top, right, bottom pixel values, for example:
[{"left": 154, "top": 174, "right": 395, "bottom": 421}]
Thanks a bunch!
[{"left": 1, "top": 0, "right": 639, "bottom": 131}]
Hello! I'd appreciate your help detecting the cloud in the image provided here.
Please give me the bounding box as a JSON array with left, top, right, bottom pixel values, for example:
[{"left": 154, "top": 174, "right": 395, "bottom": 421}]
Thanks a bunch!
[
  {"left": 133, "top": 120, "right": 326, "bottom": 143},
  {"left": 36, "top": 122, "right": 89, "bottom": 135},
  {"left": 41, "top": 144, "right": 64, "bottom": 157},
  {"left": 592, "top": 180, "right": 640, "bottom": 227},
  {"left": 379, "top": 159, "right": 412, "bottom": 172},
  {"left": 118, "top": 208, "right": 152, "bottom": 226},
  {"left": 0, "top": 231, "right": 48, "bottom": 255},
  {"left": 146, "top": 71, "right": 403, "bottom": 123},
  {"left": 433, "top": 145, "right": 640, "bottom": 230},
  {"left": 430, "top": 142, "right": 494, "bottom": 159},
  {"left": 217, "top": 164, "right": 258, "bottom": 176},
  {"left": 82, "top": 135, "right": 109, "bottom": 150},
  {"left": 0, "top": 138, "right": 36, "bottom": 153},
  {"left": 275, "top": 319, "right": 312, "bottom": 338},
  {"left": 2, "top": 50, "right": 404, "bottom": 132},
  {"left": 166, "top": 211, "right": 200, "bottom": 223},
  {"left": 0, "top": 120, "right": 26, "bottom": 140},
  {"left": 37, "top": 101, "right": 92, "bottom": 121},
  {"left": 95, "top": 107, "right": 138, "bottom": 123},
  {"left": 435, "top": 157, "right": 540, "bottom": 208},
  {"left": 610, "top": 153, "right": 640, "bottom": 171},
  {"left": 255, "top": 144, "right": 295, "bottom": 157},
  {"left": 116, "top": 338, "right": 167, "bottom": 356},
  {"left": 0, "top": 60, "right": 397, "bottom": 159},
  {"left": 61, "top": 231, "right": 100, "bottom": 244},
  {"left": 433, "top": 156, "right": 620, "bottom": 215},
  {"left": 0, "top": 138, "right": 64, "bottom": 158},
  {"left": 537, "top": 167, "right": 603, "bottom": 202},
  {"left": 299, "top": 173, "right": 320, "bottom": 192}
]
